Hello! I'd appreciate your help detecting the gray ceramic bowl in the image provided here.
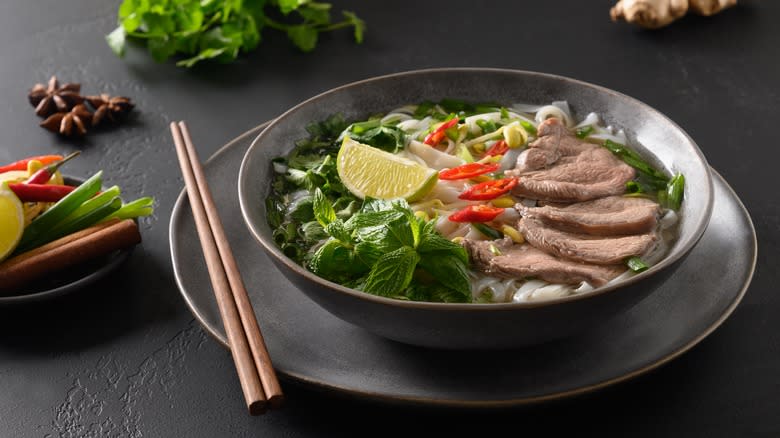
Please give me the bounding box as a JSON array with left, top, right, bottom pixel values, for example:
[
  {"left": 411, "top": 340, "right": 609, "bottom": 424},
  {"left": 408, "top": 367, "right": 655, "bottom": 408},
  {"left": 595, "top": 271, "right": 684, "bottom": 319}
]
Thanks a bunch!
[{"left": 238, "top": 68, "right": 713, "bottom": 350}]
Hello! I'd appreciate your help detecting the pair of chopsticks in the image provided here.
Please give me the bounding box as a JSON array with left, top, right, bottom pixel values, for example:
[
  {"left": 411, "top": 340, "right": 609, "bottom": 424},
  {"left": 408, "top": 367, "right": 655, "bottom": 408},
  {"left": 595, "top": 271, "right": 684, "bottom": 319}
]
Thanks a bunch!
[{"left": 170, "top": 121, "right": 283, "bottom": 415}]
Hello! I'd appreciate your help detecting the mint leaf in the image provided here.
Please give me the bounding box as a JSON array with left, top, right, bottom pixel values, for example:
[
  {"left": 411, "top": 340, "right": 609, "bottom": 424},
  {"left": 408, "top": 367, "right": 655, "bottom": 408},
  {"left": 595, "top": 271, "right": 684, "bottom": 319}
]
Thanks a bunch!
[
  {"left": 308, "top": 238, "right": 366, "bottom": 281},
  {"left": 300, "top": 220, "right": 328, "bottom": 244},
  {"left": 354, "top": 241, "right": 384, "bottom": 267},
  {"left": 313, "top": 188, "right": 336, "bottom": 226},
  {"left": 417, "top": 232, "right": 469, "bottom": 264},
  {"left": 418, "top": 253, "right": 471, "bottom": 299},
  {"left": 325, "top": 219, "right": 352, "bottom": 244},
  {"left": 344, "top": 210, "right": 404, "bottom": 230},
  {"left": 363, "top": 247, "right": 420, "bottom": 296}
]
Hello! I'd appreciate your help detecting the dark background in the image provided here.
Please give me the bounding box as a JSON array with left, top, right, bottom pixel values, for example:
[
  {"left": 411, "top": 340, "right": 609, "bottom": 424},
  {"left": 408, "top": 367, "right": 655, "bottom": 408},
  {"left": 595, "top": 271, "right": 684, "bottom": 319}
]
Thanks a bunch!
[{"left": 0, "top": 1, "right": 777, "bottom": 436}]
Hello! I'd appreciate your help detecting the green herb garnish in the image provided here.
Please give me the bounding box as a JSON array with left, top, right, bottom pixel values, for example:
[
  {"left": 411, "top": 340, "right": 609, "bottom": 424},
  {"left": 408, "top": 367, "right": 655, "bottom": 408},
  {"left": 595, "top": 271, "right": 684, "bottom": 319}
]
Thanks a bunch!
[
  {"left": 107, "top": 0, "right": 365, "bottom": 67},
  {"left": 307, "top": 192, "right": 472, "bottom": 302}
]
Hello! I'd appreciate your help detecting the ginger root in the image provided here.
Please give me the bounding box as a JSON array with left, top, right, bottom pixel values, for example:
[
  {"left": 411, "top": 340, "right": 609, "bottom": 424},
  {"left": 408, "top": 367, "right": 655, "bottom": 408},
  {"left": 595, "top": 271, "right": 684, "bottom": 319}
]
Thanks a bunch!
[{"left": 610, "top": 0, "right": 737, "bottom": 29}]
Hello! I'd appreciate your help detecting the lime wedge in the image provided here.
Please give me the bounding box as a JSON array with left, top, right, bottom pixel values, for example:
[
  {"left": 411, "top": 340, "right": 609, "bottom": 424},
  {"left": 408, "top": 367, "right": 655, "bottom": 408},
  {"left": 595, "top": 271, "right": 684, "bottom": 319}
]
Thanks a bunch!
[
  {"left": 337, "top": 137, "right": 438, "bottom": 201},
  {"left": 0, "top": 182, "right": 25, "bottom": 262}
]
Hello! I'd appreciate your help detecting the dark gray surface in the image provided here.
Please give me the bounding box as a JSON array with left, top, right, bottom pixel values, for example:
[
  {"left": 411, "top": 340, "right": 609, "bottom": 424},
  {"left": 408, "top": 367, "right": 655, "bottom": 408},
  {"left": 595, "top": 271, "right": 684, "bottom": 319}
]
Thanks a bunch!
[
  {"left": 0, "top": 0, "right": 776, "bottom": 436},
  {"left": 171, "top": 125, "right": 753, "bottom": 406}
]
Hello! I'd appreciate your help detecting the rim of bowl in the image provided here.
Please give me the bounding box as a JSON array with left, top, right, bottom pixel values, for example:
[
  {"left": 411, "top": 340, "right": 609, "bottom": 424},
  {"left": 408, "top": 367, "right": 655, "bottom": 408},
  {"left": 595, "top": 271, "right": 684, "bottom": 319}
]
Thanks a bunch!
[{"left": 238, "top": 67, "right": 714, "bottom": 311}]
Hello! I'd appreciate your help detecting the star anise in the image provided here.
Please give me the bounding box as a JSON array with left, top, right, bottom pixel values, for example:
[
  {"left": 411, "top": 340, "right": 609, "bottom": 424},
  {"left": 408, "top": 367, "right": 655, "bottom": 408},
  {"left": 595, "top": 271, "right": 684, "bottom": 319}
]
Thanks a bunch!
[
  {"left": 40, "top": 103, "right": 93, "bottom": 137},
  {"left": 28, "top": 76, "right": 84, "bottom": 117},
  {"left": 85, "top": 94, "right": 134, "bottom": 127}
]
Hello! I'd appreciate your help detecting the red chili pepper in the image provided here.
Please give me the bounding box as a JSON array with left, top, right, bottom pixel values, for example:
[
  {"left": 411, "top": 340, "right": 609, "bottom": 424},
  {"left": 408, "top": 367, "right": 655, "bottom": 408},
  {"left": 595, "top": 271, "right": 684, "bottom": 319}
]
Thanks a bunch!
[
  {"left": 8, "top": 183, "right": 75, "bottom": 202},
  {"left": 458, "top": 178, "right": 518, "bottom": 201},
  {"left": 439, "top": 162, "right": 500, "bottom": 180},
  {"left": 423, "top": 117, "right": 459, "bottom": 146},
  {"left": 485, "top": 140, "right": 509, "bottom": 157},
  {"left": 25, "top": 151, "right": 80, "bottom": 184},
  {"left": 448, "top": 204, "right": 505, "bottom": 223},
  {"left": 0, "top": 155, "right": 63, "bottom": 174}
]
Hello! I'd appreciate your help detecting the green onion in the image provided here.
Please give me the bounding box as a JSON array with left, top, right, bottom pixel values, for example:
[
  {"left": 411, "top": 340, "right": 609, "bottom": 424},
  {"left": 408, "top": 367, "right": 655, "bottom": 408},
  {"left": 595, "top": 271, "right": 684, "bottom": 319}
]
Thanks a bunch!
[
  {"left": 625, "top": 181, "right": 642, "bottom": 194},
  {"left": 519, "top": 120, "right": 537, "bottom": 136},
  {"left": 472, "top": 223, "right": 503, "bottom": 240},
  {"left": 488, "top": 244, "right": 502, "bottom": 256},
  {"left": 47, "top": 197, "right": 122, "bottom": 243},
  {"left": 603, "top": 140, "right": 669, "bottom": 184},
  {"left": 101, "top": 197, "right": 155, "bottom": 222},
  {"left": 476, "top": 119, "right": 497, "bottom": 135},
  {"left": 627, "top": 256, "right": 650, "bottom": 273},
  {"left": 63, "top": 186, "right": 121, "bottom": 222},
  {"left": 500, "top": 107, "right": 510, "bottom": 120},
  {"left": 15, "top": 171, "right": 103, "bottom": 253},
  {"left": 576, "top": 125, "right": 594, "bottom": 139},
  {"left": 665, "top": 173, "right": 685, "bottom": 211}
]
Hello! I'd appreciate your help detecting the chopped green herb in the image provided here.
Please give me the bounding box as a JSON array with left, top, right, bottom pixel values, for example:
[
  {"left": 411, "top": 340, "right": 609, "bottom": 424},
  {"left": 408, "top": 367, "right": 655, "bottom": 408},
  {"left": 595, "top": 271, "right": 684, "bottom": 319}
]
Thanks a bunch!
[
  {"left": 576, "top": 125, "right": 594, "bottom": 139},
  {"left": 627, "top": 256, "right": 649, "bottom": 273}
]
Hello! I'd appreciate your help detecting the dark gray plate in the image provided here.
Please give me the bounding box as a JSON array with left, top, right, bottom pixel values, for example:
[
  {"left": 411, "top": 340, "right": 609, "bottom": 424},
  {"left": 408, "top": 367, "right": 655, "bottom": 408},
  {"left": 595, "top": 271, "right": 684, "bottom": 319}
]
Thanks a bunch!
[
  {"left": 169, "top": 123, "right": 756, "bottom": 407},
  {"left": 0, "top": 176, "right": 135, "bottom": 306}
]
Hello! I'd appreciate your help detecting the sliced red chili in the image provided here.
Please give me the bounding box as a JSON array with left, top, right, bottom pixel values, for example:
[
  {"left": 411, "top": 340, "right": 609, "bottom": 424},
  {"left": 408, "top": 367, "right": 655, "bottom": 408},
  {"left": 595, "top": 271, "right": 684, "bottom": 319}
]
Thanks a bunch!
[
  {"left": 8, "top": 183, "right": 75, "bottom": 202},
  {"left": 485, "top": 139, "right": 509, "bottom": 157},
  {"left": 448, "top": 204, "right": 505, "bottom": 223},
  {"left": 423, "top": 117, "right": 459, "bottom": 146},
  {"left": 25, "top": 151, "right": 80, "bottom": 184},
  {"left": 439, "top": 162, "right": 500, "bottom": 180},
  {"left": 458, "top": 178, "right": 518, "bottom": 201}
]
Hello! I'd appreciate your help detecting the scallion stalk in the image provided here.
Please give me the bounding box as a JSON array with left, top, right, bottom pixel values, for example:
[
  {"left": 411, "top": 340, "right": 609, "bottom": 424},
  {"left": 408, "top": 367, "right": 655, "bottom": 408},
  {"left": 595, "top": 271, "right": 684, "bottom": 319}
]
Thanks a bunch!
[
  {"left": 15, "top": 171, "right": 103, "bottom": 253},
  {"left": 666, "top": 173, "right": 685, "bottom": 211},
  {"left": 18, "top": 195, "right": 121, "bottom": 252},
  {"left": 627, "top": 256, "right": 649, "bottom": 272},
  {"left": 101, "top": 197, "right": 155, "bottom": 222},
  {"left": 472, "top": 223, "right": 503, "bottom": 240}
]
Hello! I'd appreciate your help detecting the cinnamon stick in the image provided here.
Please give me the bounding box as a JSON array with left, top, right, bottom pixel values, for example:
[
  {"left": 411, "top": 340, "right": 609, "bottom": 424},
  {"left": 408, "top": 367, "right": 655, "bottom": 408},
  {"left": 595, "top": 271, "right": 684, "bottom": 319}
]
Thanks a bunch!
[{"left": 0, "top": 218, "right": 141, "bottom": 294}]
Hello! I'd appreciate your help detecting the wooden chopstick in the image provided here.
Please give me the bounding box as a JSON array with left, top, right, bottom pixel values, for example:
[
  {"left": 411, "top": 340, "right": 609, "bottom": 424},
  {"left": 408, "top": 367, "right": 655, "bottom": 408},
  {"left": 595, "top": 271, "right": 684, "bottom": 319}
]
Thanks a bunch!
[{"left": 170, "top": 121, "right": 283, "bottom": 415}]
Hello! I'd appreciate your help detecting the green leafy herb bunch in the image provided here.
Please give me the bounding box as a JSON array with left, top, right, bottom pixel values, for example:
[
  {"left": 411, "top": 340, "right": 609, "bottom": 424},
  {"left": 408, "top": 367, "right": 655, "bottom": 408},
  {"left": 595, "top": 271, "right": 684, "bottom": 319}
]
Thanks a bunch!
[{"left": 107, "top": 0, "right": 365, "bottom": 67}]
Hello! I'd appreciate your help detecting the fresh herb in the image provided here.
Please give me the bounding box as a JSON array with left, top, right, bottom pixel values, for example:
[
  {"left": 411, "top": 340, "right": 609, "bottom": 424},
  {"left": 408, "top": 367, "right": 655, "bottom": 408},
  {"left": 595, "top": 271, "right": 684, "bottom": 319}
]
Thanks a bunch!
[
  {"left": 576, "top": 125, "right": 594, "bottom": 139},
  {"left": 414, "top": 99, "right": 501, "bottom": 119},
  {"left": 307, "top": 193, "right": 472, "bottom": 302},
  {"left": 627, "top": 256, "right": 649, "bottom": 273},
  {"left": 476, "top": 119, "right": 497, "bottom": 135},
  {"left": 603, "top": 139, "right": 668, "bottom": 185},
  {"left": 664, "top": 173, "right": 685, "bottom": 211},
  {"left": 107, "top": 0, "right": 365, "bottom": 67},
  {"left": 338, "top": 119, "right": 405, "bottom": 153},
  {"left": 266, "top": 114, "right": 360, "bottom": 264}
]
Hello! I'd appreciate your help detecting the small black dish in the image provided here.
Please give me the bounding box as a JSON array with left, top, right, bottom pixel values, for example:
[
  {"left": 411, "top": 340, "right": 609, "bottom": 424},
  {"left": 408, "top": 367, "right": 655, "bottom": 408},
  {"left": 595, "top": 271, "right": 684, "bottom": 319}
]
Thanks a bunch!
[{"left": 0, "top": 176, "right": 135, "bottom": 306}]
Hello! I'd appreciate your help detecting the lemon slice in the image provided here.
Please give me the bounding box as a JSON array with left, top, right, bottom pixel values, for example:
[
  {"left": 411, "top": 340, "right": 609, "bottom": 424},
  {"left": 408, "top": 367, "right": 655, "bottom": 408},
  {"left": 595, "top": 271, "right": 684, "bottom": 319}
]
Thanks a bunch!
[
  {"left": 0, "top": 182, "right": 25, "bottom": 262},
  {"left": 337, "top": 137, "right": 438, "bottom": 201}
]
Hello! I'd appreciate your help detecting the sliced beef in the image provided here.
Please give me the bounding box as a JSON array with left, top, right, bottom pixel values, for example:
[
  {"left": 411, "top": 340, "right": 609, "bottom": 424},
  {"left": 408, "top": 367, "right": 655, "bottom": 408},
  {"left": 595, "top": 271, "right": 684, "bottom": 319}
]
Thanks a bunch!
[
  {"left": 514, "top": 118, "right": 593, "bottom": 173},
  {"left": 508, "top": 118, "right": 635, "bottom": 202},
  {"left": 518, "top": 195, "right": 660, "bottom": 236},
  {"left": 512, "top": 147, "right": 635, "bottom": 202},
  {"left": 517, "top": 218, "right": 658, "bottom": 265},
  {"left": 464, "top": 237, "right": 625, "bottom": 287}
]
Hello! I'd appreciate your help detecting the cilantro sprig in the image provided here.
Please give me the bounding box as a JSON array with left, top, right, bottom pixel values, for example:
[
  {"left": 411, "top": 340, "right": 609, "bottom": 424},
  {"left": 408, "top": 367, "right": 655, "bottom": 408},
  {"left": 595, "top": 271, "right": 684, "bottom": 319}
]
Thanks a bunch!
[{"left": 107, "top": 0, "right": 365, "bottom": 67}]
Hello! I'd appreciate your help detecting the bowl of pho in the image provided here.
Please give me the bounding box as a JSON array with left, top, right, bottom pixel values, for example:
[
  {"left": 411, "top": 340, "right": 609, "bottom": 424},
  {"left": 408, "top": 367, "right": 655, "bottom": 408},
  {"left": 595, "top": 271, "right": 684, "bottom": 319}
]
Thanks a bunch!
[{"left": 238, "top": 68, "right": 713, "bottom": 349}]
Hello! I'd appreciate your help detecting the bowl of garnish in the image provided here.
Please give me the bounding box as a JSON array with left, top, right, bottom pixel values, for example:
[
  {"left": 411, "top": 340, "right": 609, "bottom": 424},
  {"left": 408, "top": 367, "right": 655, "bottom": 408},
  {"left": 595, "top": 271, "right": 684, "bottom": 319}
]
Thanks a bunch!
[
  {"left": 0, "top": 152, "right": 154, "bottom": 303},
  {"left": 237, "top": 68, "right": 713, "bottom": 349}
]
